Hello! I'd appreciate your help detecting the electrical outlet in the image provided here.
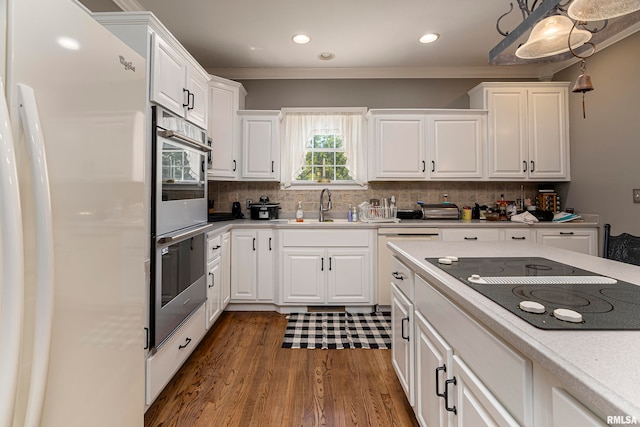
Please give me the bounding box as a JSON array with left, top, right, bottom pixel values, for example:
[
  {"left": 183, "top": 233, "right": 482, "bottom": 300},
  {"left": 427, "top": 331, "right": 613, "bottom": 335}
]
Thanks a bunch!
[
  {"left": 634, "top": 189, "right": 640, "bottom": 204},
  {"left": 246, "top": 199, "right": 253, "bottom": 209}
]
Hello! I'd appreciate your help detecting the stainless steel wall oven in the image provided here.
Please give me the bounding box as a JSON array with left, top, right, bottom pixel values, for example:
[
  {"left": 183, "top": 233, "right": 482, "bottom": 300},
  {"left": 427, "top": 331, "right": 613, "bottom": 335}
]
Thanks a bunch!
[{"left": 150, "top": 106, "right": 210, "bottom": 348}]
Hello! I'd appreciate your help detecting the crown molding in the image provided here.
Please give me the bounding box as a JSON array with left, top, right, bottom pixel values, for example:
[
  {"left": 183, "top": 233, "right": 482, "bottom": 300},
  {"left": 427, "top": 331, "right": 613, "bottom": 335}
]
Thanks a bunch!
[{"left": 112, "top": 0, "right": 145, "bottom": 11}]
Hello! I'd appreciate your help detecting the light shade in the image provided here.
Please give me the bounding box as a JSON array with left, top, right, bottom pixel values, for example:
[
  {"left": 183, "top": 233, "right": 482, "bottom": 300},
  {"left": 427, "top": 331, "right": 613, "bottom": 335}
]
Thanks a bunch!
[
  {"left": 515, "top": 15, "right": 592, "bottom": 59},
  {"left": 568, "top": 0, "right": 640, "bottom": 21},
  {"left": 419, "top": 33, "right": 440, "bottom": 44}
]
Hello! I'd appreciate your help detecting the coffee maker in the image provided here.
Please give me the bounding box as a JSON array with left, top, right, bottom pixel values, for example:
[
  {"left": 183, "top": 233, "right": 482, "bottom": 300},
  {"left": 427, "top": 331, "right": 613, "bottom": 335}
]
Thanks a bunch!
[{"left": 232, "top": 201, "right": 244, "bottom": 218}]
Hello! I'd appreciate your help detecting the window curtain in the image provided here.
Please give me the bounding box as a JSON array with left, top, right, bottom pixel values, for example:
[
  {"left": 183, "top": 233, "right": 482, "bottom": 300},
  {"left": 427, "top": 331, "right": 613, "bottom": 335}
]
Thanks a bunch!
[{"left": 281, "top": 112, "right": 366, "bottom": 187}]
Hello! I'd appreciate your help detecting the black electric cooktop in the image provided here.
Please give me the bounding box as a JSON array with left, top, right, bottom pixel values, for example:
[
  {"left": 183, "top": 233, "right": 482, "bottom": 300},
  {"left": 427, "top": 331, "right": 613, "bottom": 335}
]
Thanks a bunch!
[{"left": 426, "top": 257, "right": 640, "bottom": 330}]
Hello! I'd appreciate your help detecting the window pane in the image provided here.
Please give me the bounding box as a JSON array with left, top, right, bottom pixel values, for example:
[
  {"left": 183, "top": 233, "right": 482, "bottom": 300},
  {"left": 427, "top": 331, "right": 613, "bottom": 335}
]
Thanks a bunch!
[
  {"left": 336, "top": 166, "right": 352, "bottom": 180},
  {"left": 335, "top": 152, "right": 348, "bottom": 165},
  {"left": 334, "top": 135, "right": 343, "bottom": 149}
]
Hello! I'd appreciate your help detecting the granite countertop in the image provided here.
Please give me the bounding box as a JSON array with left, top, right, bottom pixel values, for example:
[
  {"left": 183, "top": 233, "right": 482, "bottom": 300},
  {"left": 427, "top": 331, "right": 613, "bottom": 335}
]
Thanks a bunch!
[
  {"left": 205, "top": 214, "right": 599, "bottom": 232},
  {"left": 386, "top": 240, "right": 640, "bottom": 420}
]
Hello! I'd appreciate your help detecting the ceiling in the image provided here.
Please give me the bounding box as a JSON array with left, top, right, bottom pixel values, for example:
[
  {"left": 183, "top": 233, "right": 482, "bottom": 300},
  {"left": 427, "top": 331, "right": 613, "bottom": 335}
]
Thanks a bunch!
[{"left": 78, "top": 0, "right": 640, "bottom": 80}]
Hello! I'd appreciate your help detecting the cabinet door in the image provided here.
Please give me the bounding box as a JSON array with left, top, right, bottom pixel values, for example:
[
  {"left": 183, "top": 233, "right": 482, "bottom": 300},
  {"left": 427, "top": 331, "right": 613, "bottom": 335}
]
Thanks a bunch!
[
  {"left": 208, "top": 83, "right": 240, "bottom": 178},
  {"left": 428, "top": 114, "right": 484, "bottom": 179},
  {"left": 206, "top": 259, "right": 221, "bottom": 329},
  {"left": 485, "top": 88, "right": 528, "bottom": 179},
  {"left": 241, "top": 115, "right": 280, "bottom": 180},
  {"left": 326, "top": 248, "right": 370, "bottom": 304},
  {"left": 282, "top": 248, "right": 325, "bottom": 304},
  {"left": 551, "top": 388, "right": 607, "bottom": 427},
  {"left": 527, "top": 88, "right": 569, "bottom": 179},
  {"left": 391, "top": 283, "right": 414, "bottom": 406},
  {"left": 230, "top": 230, "right": 257, "bottom": 300},
  {"left": 371, "top": 115, "right": 427, "bottom": 180},
  {"left": 415, "top": 310, "right": 454, "bottom": 427},
  {"left": 151, "top": 34, "right": 186, "bottom": 116},
  {"left": 221, "top": 232, "right": 231, "bottom": 307},
  {"left": 452, "top": 356, "right": 519, "bottom": 427},
  {"left": 185, "top": 65, "right": 209, "bottom": 129},
  {"left": 536, "top": 229, "right": 597, "bottom": 256},
  {"left": 256, "top": 229, "right": 275, "bottom": 301}
]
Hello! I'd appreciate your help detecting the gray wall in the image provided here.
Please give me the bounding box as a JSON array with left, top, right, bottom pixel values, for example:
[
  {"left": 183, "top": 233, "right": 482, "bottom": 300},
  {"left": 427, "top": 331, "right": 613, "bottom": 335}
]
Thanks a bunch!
[
  {"left": 239, "top": 78, "right": 525, "bottom": 110},
  {"left": 555, "top": 30, "right": 640, "bottom": 237}
]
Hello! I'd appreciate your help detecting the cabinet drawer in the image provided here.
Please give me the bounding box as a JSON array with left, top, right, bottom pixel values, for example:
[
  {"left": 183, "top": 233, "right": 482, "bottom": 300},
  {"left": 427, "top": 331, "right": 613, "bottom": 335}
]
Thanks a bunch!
[
  {"left": 414, "top": 274, "right": 533, "bottom": 426},
  {"left": 146, "top": 304, "right": 206, "bottom": 405},
  {"left": 281, "top": 229, "right": 371, "bottom": 247},
  {"left": 505, "top": 229, "right": 534, "bottom": 242},
  {"left": 441, "top": 228, "right": 501, "bottom": 241},
  {"left": 207, "top": 232, "right": 222, "bottom": 261},
  {"left": 391, "top": 256, "right": 414, "bottom": 301}
]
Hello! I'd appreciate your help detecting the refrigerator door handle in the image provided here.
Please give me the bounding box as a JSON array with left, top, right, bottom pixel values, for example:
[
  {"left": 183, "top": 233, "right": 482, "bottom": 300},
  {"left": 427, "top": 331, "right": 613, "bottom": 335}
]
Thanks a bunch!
[
  {"left": 18, "top": 84, "right": 55, "bottom": 427},
  {"left": 0, "top": 79, "right": 25, "bottom": 427}
]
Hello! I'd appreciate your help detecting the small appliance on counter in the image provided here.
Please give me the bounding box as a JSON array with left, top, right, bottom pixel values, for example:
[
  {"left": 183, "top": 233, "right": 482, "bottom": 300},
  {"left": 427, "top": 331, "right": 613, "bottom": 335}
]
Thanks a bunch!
[
  {"left": 249, "top": 195, "right": 281, "bottom": 220},
  {"left": 232, "top": 201, "right": 244, "bottom": 219},
  {"left": 208, "top": 212, "right": 237, "bottom": 222},
  {"left": 418, "top": 202, "right": 460, "bottom": 220},
  {"left": 396, "top": 209, "right": 423, "bottom": 220}
]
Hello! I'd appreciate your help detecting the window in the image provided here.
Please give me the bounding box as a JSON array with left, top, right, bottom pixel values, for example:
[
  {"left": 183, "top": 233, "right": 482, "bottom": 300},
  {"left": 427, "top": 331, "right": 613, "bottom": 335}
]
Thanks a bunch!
[
  {"left": 281, "top": 108, "right": 367, "bottom": 188},
  {"left": 297, "top": 134, "right": 352, "bottom": 182}
]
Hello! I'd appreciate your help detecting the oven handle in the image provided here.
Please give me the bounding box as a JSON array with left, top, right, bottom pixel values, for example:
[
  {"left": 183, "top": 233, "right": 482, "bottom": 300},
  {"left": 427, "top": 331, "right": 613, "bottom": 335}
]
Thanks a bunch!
[
  {"left": 157, "top": 129, "right": 212, "bottom": 152},
  {"left": 157, "top": 224, "right": 210, "bottom": 245}
]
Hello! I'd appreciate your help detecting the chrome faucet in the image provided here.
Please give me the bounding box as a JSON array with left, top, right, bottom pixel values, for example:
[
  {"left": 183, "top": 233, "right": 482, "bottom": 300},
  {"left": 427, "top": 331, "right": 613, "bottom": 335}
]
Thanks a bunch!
[{"left": 319, "top": 188, "right": 332, "bottom": 222}]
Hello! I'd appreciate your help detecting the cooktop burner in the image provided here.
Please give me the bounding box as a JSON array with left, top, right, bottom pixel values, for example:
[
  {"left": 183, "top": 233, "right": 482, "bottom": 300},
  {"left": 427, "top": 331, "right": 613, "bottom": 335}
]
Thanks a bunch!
[{"left": 426, "top": 257, "right": 640, "bottom": 330}]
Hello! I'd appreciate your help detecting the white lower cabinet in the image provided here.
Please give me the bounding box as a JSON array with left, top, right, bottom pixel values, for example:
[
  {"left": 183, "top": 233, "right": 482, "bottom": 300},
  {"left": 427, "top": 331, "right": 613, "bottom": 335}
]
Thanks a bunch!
[
  {"left": 221, "top": 232, "right": 231, "bottom": 307},
  {"left": 409, "top": 273, "right": 532, "bottom": 426},
  {"left": 535, "top": 228, "right": 597, "bottom": 256},
  {"left": 451, "top": 356, "right": 519, "bottom": 427},
  {"left": 206, "top": 257, "right": 221, "bottom": 328},
  {"left": 551, "top": 388, "right": 606, "bottom": 427},
  {"left": 391, "top": 283, "right": 414, "bottom": 406},
  {"left": 231, "top": 229, "right": 274, "bottom": 302},
  {"left": 414, "top": 310, "right": 453, "bottom": 427},
  {"left": 280, "top": 229, "right": 374, "bottom": 305},
  {"left": 146, "top": 304, "right": 206, "bottom": 405}
]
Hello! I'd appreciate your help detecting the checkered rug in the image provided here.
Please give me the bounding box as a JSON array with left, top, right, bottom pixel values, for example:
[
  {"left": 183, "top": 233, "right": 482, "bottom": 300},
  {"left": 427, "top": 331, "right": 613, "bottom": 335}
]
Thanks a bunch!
[{"left": 282, "top": 312, "right": 391, "bottom": 349}]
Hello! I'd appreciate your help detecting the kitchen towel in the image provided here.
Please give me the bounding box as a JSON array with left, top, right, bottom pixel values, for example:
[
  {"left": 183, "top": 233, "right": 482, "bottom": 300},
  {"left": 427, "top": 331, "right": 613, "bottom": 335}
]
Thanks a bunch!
[{"left": 510, "top": 211, "right": 539, "bottom": 224}]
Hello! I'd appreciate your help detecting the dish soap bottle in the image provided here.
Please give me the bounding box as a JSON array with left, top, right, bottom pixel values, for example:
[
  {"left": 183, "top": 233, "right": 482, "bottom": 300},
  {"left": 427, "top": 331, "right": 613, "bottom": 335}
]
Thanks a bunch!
[{"left": 296, "top": 201, "right": 304, "bottom": 222}]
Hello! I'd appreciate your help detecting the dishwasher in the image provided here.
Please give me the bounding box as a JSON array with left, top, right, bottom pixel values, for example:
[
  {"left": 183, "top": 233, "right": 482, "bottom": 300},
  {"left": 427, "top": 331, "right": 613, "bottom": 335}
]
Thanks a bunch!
[{"left": 377, "top": 227, "right": 440, "bottom": 307}]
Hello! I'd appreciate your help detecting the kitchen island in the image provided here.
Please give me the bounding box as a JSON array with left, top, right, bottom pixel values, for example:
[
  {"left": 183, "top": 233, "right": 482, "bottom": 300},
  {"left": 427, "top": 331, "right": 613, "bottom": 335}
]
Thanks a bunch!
[{"left": 387, "top": 240, "right": 639, "bottom": 426}]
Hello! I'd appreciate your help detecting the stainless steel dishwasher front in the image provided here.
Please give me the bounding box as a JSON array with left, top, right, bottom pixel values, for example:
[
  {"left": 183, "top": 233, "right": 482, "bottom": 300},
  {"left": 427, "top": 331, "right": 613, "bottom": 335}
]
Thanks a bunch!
[{"left": 377, "top": 227, "right": 440, "bottom": 307}]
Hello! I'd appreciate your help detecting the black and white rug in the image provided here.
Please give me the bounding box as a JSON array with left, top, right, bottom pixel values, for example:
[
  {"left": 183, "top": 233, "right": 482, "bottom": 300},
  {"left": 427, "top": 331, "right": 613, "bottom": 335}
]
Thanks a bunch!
[{"left": 282, "top": 312, "right": 391, "bottom": 349}]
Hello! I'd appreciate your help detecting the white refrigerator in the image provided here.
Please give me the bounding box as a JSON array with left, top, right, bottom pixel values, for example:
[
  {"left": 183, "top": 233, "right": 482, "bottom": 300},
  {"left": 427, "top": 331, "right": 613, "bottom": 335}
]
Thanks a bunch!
[{"left": 0, "top": 0, "right": 147, "bottom": 426}]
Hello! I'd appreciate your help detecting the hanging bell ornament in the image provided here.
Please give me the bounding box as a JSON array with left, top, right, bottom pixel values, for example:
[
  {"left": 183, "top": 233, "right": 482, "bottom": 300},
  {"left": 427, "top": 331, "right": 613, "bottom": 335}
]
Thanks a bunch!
[{"left": 572, "top": 59, "right": 594, "bottom": 118}]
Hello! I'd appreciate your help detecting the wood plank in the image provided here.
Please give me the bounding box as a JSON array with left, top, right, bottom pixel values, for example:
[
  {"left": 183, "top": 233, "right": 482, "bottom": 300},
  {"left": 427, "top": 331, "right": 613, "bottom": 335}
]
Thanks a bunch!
[{"left": 144, "top": 311, "right": 418, "bottom": 426}]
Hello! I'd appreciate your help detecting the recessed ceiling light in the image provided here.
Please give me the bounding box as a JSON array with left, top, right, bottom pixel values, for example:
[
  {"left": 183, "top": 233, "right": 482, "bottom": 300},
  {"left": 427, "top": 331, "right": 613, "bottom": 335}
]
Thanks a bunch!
[
  {"left": 419, "top": 33, "right": 440, "bottom": 44},
  {"left": 292, "top": 34, "right": 311, "bottom": 44},
  {"left": 318, "top": 52, "right": 335, "bottom": 60}
]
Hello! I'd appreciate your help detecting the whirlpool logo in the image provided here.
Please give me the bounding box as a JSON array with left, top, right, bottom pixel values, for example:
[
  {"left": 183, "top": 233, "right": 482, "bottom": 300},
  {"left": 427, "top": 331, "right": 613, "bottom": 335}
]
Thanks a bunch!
[{"left": 119, "top": 55, "right": 136, "bottom": 72}]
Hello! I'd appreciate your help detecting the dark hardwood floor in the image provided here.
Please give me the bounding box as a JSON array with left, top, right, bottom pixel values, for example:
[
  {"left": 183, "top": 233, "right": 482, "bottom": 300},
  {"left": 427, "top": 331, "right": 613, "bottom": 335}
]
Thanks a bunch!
[{"left": 144, "top": 311, "right": 418, "bottom": 427}]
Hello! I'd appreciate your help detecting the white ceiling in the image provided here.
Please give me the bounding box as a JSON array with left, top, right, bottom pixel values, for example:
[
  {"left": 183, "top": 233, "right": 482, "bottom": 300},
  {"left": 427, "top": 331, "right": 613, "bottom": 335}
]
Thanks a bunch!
[{"left": 78, "top": 0, "right": 637, "bottom": 80}]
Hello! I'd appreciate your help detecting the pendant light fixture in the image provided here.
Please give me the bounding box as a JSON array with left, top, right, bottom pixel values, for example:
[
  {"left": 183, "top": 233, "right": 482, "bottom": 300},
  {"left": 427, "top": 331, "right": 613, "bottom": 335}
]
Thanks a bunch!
[
  {"left": 568, "top": 0, "right": 640, "bottom": 21},
  {"left": 515, "top": 15, "right": 592, "bottom": 59},
  {"left": 567, "top": 21, "right": 596, "bottom": 119}
]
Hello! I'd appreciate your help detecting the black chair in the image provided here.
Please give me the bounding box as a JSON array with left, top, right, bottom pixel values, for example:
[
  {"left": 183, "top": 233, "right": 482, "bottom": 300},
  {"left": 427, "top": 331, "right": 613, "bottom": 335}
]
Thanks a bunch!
[{"left": 603, "top": 224, "right": 640, "bottom": 266}]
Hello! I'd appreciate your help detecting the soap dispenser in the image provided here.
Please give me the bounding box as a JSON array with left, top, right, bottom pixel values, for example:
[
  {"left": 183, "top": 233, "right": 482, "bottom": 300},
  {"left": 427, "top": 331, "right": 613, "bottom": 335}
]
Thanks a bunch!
[{"left": 296, "top": 201, "right": 304, "bottom": 222}]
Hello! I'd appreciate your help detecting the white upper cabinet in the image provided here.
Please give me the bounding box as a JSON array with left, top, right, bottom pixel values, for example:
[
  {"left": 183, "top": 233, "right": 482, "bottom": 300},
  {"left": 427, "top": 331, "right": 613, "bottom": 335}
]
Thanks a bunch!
[
  {"left": 150, "top": 34, "right": 209, "bottom": 129},
  {"left": 369, "top": 113, "right": 427, "bottom": 180},
  {"left": 428, "top": 112, "right": 485, "bottom": 179},
  {"left": 208, "top": 76, "right": 247, "bottom": 180},
  {"left": 368, "top": 109, "right": 486, "bottom": 181},
  {"left": 469, "top": 82, "right": 570, "bottom": 180},
  {"left": 239, "top": 110, "right": 281, "bottom": 181},
  {"left": 94, "top": 12, "right": 209, "bottom": 129}
]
